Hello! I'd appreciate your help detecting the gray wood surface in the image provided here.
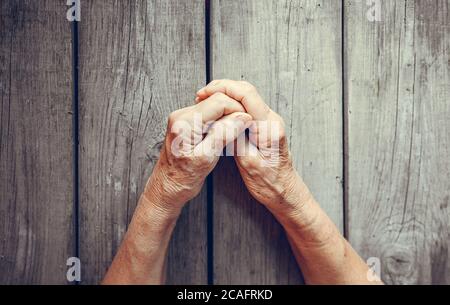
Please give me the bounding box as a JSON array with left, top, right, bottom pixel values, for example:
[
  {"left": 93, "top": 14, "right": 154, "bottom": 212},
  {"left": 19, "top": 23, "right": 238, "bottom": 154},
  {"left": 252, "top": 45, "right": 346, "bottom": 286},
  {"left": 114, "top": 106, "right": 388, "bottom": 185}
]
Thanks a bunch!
[
  {"left": 1, "top": 0, "right": 449, "bottom": 285},
  {"left": 345, "top": 0, "right": 450, "bottom": 284},
  {"left": 211, "top": 0, "right": 343, "bottom": 284},
  {"left": 78, "top": 0, "right": 207, "bottom": 284},
  {"left": 0, "top": 0, "right": 74, "bottom": 284}
]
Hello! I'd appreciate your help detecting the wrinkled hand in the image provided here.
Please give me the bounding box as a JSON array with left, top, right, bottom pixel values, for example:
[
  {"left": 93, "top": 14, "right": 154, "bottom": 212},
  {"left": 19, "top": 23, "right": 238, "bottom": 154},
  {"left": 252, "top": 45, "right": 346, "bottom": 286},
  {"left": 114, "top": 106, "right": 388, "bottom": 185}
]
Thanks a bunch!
[
  {"left": 145, "top": 92, "right": 252, "bottom": 214},
  {"left": 196, "top": 80, "right": 307, "bottom": 215}
]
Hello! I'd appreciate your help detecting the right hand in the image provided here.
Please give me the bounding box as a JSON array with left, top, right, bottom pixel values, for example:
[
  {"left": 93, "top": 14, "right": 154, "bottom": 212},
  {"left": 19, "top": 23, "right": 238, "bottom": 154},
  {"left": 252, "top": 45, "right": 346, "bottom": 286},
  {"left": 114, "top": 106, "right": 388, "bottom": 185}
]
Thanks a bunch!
[{"left": 196, "top": 80, "right": 310, "bottom": 216}]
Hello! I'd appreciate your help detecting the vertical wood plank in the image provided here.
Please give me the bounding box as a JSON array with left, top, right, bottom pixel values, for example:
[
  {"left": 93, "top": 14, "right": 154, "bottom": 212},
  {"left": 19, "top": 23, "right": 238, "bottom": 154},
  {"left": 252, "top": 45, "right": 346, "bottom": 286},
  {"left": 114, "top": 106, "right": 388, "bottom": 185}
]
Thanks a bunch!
[
  {"left": 346, "top": 0, "right": 450, "bottom": 284},
  {"left": 0, "top": 0, "right": 74, "bottom": 284},
  {"left": 79, "top": 0, "right": 207, "bottom": 284},
  {"left": 211, "top": 0, "right": 343, "bottom": 284}
]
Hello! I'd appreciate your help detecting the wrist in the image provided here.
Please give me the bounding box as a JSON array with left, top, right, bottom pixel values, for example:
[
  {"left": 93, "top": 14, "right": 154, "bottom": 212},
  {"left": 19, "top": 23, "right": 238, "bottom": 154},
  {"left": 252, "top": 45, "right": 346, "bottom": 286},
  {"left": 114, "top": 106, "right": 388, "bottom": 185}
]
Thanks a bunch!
[
  {"left": 269, "top": 176, "right": 340, "bottom": 249},
  {"left": 120, "top": 192, "right": 179, "bottom": 275},
  {"left": 142, "top": 156, "right": 186, "bottom": 218},
  {"left": 129, "top": 190, "right": 181, "bottom": 245},
  {"left": 267, "top": 170, "right": 312, "bottom": 216},
  {"left": 140, "top": 190, "right": 182, "bottom": 222},
  {"left": 145, "top": 148, "right": 203, "bottom": 210},
  {"left": 268, "top": 172, "right": 322, "bottom": 230}
]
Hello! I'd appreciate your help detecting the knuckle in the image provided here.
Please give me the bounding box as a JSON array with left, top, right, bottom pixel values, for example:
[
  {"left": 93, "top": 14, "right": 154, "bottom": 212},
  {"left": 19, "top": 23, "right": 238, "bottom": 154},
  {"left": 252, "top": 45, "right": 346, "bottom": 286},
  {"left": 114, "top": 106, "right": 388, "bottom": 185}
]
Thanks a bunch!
[
  {"left": 168, "top": 111, "right": 180, "bottom": 125},
  {"left": 209, "top": 79, "right": 226, "bottom": 88},
  {"left": 240, "top": 81, "right": 256, "bottom": 92},
  {"left": 278, "top": 128, "right": 287, "bottom": 142},
  {"left": 276, "top": 129, "right": 289, "bottom": 152},
  {"left": 168, "top": 112, "right": 176, "bottom": 124},
  {"left": 169, "top": 118, "right": 186, "bottom": 135},
  {"left": 211, "top": 91, "right": 227, "bottom": 100},
  {"left": 169, "top": 127, "right": 181, "bottom": 138}
]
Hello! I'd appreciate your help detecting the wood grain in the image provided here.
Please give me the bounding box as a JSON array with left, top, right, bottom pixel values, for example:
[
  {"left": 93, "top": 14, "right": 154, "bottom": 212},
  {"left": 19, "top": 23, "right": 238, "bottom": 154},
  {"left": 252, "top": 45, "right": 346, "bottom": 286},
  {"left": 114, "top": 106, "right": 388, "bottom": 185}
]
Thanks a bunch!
[
  {"left": 345, "top": 0, "right": 450, "bottom": 284},
  {"left": 0, "top": 0, "right": 74, "bottom": 284},
  {"left": 78, "top": 0, "right": 207, "bottom": 284},
  {"left": 211, "top": 0, "right": 343, "bottom": 284}
]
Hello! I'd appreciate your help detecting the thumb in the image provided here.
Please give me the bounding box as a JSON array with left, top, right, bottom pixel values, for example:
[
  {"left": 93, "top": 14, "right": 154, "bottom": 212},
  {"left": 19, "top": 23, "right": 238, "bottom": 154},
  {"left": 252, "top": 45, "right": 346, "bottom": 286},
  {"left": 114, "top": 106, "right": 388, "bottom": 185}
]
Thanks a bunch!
[{"left": 194, "top": 112, "right": 252, "bottom": 157}]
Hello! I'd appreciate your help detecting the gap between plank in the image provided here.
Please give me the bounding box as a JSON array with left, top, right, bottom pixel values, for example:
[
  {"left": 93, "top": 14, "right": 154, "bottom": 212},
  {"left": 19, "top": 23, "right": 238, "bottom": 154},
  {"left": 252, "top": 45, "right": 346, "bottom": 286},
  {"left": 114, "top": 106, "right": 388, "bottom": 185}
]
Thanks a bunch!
[
  {"left": 205, "top": 0, "right": 214, "bottom": 286},
  {"left": 71, "top": 20, "right": 80, "bottom": 284},
  {"left": 341, "top": 0, "right": 349, "bottom": 239}
]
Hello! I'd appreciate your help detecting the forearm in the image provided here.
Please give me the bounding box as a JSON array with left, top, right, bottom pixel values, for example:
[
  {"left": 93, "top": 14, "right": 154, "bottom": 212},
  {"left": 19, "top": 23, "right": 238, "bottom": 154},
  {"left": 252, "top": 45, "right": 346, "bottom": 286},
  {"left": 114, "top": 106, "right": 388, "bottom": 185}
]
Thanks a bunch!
[
  {"left": 102, "top": 181, "right": 181, "bottom": 284},
  {"left": 271, "top": 174, "right": 383, "bottom": 285}
]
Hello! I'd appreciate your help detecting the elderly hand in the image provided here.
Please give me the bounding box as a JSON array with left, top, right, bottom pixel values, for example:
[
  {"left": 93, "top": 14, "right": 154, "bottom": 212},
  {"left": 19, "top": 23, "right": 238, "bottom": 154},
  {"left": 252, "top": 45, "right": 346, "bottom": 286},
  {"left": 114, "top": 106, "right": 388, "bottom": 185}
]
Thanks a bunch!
[
  {"left": 106, "top": 80, "right": 382, "bottom": 285},
  {"left": 144, "top": 92, "right": 252, "bottom": 216},
  {"left": 196, "top": 80, "right": 311, "bottom": 217}
]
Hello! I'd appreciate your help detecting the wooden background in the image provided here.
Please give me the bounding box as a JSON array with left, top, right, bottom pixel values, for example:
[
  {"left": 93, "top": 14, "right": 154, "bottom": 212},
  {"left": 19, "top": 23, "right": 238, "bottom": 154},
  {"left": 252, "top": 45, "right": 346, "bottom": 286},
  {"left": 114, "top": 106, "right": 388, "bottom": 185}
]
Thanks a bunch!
[{"left": 0, "top": 0, "right": 448, "bottom": 284}]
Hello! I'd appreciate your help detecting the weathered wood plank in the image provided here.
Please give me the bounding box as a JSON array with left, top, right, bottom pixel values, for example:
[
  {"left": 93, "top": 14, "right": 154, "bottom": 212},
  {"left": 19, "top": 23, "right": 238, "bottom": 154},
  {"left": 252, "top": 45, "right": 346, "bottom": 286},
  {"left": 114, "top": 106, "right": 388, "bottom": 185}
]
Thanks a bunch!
[
  {"left": 0, "top": 0, "right": 74, "bottom": 284},
  {"left": 211, "top": 0, "right": 343, "bottom": 284},
  {"left": 345, "top": 0, "right": 450, "bottom": 284},
  {"left": 78, "top": 0, "right": 207, "bottom": 284}
]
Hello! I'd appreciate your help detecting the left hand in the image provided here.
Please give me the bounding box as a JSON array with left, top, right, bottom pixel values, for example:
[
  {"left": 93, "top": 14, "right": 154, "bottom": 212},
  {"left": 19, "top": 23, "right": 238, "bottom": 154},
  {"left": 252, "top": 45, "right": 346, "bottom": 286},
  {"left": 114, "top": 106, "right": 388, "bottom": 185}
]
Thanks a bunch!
[{"left": 144, "top": 92, "right": 252, "bottom": 215}]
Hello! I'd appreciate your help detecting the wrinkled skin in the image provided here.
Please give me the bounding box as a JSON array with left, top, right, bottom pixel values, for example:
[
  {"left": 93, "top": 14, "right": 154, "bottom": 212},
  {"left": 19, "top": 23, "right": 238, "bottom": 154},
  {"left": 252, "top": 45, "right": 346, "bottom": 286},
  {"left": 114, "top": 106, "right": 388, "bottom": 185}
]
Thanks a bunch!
[
  {"left": 104, "top": 80, "right": 383, "bottom": 285},
  {"left": 145, "top": 91, "right": 252, "bottom": 212},
  {"left": 196, "top": 79, "right": 305, "bottom": 215}
]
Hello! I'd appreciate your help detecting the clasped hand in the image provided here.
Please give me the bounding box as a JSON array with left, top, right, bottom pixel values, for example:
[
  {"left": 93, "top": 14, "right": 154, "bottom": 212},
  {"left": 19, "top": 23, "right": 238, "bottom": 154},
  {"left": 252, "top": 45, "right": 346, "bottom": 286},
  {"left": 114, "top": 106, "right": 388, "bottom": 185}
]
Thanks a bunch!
[
  {"left": 144, "top": 79, "right": 306, "bottom": 219},
  {"left": 104, "top": 80, "right": 382, "bottom": 285}
]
